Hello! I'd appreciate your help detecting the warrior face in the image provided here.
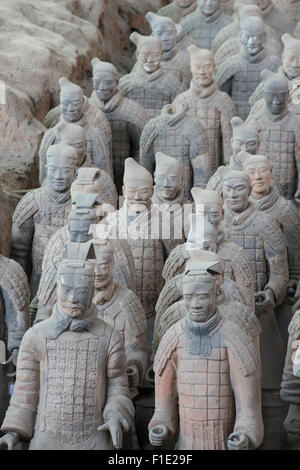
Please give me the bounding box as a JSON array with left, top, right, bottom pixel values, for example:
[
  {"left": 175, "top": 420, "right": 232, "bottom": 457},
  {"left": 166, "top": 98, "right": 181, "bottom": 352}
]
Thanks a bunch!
[
  {"left": 183, "top": 277, "right": 216, "bottom": 323},
  {"left": 68, "top": 219, "right": 95, "bottom": 243},
  {"left": 61, "top": 92, "right": 84, "bottom": 123},
  {"left": 46, "top": 156, "right": 76, "bottom": 193},
  {"left": 263, "top": 87, "right": 289, "bottom": 116},
  {"left": 244, "top": 160, "right": 272, "bottom": 197},
  {"left": 282, "top": 50, "right": 300, "bottom": 80},
  {"left": 58, "top": 273, "right": 94, "bottom": 318},
  {"left": 191, "top": 58, "right": 215, "bottom": 87},
  {"left": 240, "top": 21, "right": 265, "bottom": 56},
  {"left": 155, "top": 173, "right": 182, "bottom": 201},
  {"left": 200, "top": 0, "right": 220, "bottom": 16},
  {"left": 55, "top": 134, "right": 86, "bottom": 168},
  {"left": 152, "top": 22, "right": 177, "bottom": 53},
  {"left": 94, "top": 252, "right": 114, "bottom": 289},
  {"left": 223, "top": 178, "right": 251, "bottom": 213},
  {"left": 93, "top": 71, "right": 118, "bottom": 103},
  {"left": 123, "top": 179, "right": 153, "bottom": 212},
  {"left": 137, "top": 44, "right": 162, "bottom": 73},
  {"left": 232, "top": 135, "right": 258, "bottom": 157}
]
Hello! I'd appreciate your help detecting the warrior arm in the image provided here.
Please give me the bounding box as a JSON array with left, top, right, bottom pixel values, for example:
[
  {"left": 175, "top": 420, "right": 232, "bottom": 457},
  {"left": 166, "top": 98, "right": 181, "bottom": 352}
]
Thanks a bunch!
[
  {"left": 229, "top": 349, "right": 264, "bottom": 450},
  {"left": 1, "top": 328, "right": 40, "bottom": 439},
  {"left": 139, "top": 121, "right": 155, "bottom": 174},
  {"left": 11, "top": 219, "right": 34, "bottom": 272},
  {"left": 265, "top": 248, "right": 289, "bottom": 306},
  {"left": 220, "top": 95, "right": 237, "bottom": 164},
  {"left": 103, "top": 331, "right": 135, "bottom": 431},
  {"left": 148, "top": 348, "right": 179, "bottom": 438}
]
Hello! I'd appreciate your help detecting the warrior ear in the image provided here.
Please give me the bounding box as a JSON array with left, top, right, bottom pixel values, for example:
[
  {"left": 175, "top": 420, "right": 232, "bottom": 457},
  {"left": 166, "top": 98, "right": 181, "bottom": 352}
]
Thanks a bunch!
[
  {"left": 281, "top": 33, "right": 293, "bottom": 47},
  {"left": 130, "top": 32, "right": 140, "bottom": 47},
  {"left": 261, "top": 69, "right": 273, "bottom": 82},
  {"left": 231, "top": 116, "right": 244, "bottom": 129}
]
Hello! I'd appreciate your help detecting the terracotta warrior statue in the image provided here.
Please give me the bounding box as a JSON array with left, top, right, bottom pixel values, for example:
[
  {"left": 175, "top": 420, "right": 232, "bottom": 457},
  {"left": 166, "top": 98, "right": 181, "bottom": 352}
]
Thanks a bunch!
[
  {"left": 91, "top": 238, "right": 147, "bottom": 399},
  {"left": 247, "top": 70, "right": 300, "bottom": 201},
  {"left": 221, "top": 168, "right": 289, "bottom": 449},
  {"left": 0, "top": 258, "right": 134, "bottom": 450},
  {"left": 149, "top": 252, "right": 263, "bottom": 450},
  {"left": 139, "top": 102, "right": 210, "bottom": 197},
  {"left": 173, "top": 46, "right": 236, "bottom": 170},
  {"left": 243, "top": 154, "right": 300, "bottom": 345},
  {"left": 152, "top": 152, "right": 187, "bottom": 256},
  {"left": 179, "top": 0, "right": 232, "bottom": 50},
  {"left": 89, "top": 58, "right": 149, "bottom": 194},
  {"left": 216, "top": 16, "right": 281, "bottom": 120},
  {"left": 256, "top": 0, "right": 291, "bottom": 36},
  {"left": 280, "top": 309, "right": 300, "bottom": 448},
  {"left": 206, "top": 117, "right": 259, "bottom": 193},
  {"left": 143, "top": 12, "right": 192, "bottom": 90},
  {"left": 11, "top": 143, "right": 77, "bottom": 298},
  {"left": 40, "top": 123, "right": 118, "bottom": 209},
  {"left": 41, "top": 77, "right": 113, "bottom": 178},
  {"left": 213, "top": 3, "right": 282, "bottom": 70},
  {"left": 118, "top": 33, "right": 183, "bottom": 119},
  {"left": 157, "top": 0, "right": 198, "bottom": 23},
  {"left": 161, "top": 188, "right": 255, "bottom": 308},
  {"left": 250, "top": 34, "right": 300, "bottom": 118},
  {"left": 35, "top": 194, "right": 136, "bottom": 322}
]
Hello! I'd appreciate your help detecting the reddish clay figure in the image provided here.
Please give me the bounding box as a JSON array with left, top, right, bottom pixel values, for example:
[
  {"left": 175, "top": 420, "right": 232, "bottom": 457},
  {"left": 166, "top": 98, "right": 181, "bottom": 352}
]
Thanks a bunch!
[
  {"left": 92, "top": 238, "right": 147, "bottom": 399},
  {"left": 221, "top": 168, "right": 289, "bottom": 449},
  {"left": 247, "top": 70, "right": 300, "bottom": 201},
  {"left": 173, "top": 46, "right": 236, "bottom": 171},
  {"left": 40, "top": 123, "right": 118, "bottom": 209},
  {"left": 0, "top": 259, "right": 134, "bottom": 450},
  {"left": 179, "top": 0, "right": 232, "bottom": 50},
  {"left": 213, "top": 3, "right": 282, "bottom": 70},
  {"left": 11, "top": 143, "right": 77, "bottom": 298},
  {"left": 206, "top": 117, "right": 259, "bottom": 193},
  {"left": 41, "top": 77, "right": 113, "bottom": 178},
  {"left": 243, "top": 154, "right": 300, "bottom": 345},
  {"left": 216, "top": 16, "right": 281, "bottom": 120},
  {"left": 89, "top": 58, "right": 149, "bottom": 194},
  {"left": 140, "top": 102, "right": 210, "bottom": 197},
  {"left": 157, "top": 0, "right": 198, "bottom": 23},
  {"left": 149, "top": 252, "right": 263, "bottom": 450},
  {"left": 118, "top": 33, "right": 183, "bottom": 119}
]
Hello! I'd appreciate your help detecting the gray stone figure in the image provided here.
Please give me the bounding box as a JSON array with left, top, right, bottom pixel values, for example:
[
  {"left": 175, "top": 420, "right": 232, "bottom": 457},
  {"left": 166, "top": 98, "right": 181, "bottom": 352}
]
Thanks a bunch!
[
  {"left": 89, "top": 58, "right": 150, "bottom": 194},
  {"left": 221, "top": 168, "right": 289, "bottom": 449},
  {"left": 11, "top": 143, "right": 77, "bottom": 298},
  {"left": 247, "top": 70, "right": 300, "bottom": 201},
  {"left": 0, "top": 259, "right": 134, "bottom": 450},
  {"left": 139, "top": 102, "right": 210, "bottom": 197},
  {"left": 149, "top": 252, "right": 263, "bottom": 450},
  {"left": 216, "top": 16, "right": 281, "bottom": 120},
  {"left": 41, "top": 77, "right": 113, "bottom": 178},
  {"left": 118, "top": 33, "right": 183, "bottom": 119},
  {"left": 179, "top": 0, "right": 232, "bottom": 50},
  {"left": 173, "top": 46, "right": 236, "bottom": 170}
]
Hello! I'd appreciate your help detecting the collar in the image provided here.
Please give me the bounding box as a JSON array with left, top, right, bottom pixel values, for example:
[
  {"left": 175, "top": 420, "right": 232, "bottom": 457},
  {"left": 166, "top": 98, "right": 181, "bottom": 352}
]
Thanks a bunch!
[
  {"left": 93, "top": 279, "right": 116, "bottom": 306},
  {"left": 241, "top": 46, "right": 267, "bottom": 64},
  {"left": 37, "top": 302, "right": 99, "bottom": 339},
  {"left": 190, "top": 79, "right": 216, "bottom": 99},
  {"left": 162, "top": 47, "right": 178, "bottom": 62},
  {"left": 90, "top": 90, "right": 123, "bottom": 114},
  {"left": 45, "top": 181, "right": 71, "bottom": 205},
  {"left": 183, "top": 310, "right": 221, "bottom": 356},
  {"left": 136, "top": 64, "right": 164, "bottom": 82},
  {"left": 224, "top": 201, "right": 256, "bottom": 226},
  {"left": 199, "top": 6, "right": 221, "bottom": 23},
  {"left": 250, "top": 185, "right": 280, "bottom": 211}
]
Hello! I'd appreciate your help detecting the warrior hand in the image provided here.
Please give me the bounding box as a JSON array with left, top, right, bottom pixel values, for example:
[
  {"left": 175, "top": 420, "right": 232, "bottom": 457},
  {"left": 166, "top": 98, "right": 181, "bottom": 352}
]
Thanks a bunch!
[
  {"left": 149, "top": 425, "right": 168, "bottom": 447},
  {"left": 97, "top": 417, "right": 123, "bottom": 449},
  {"left": 227, "top": 432, "right": 249, "bottom": 450},
  {"left": 0, "top": 432, "right": 20, "bottom": 450},
  {"left": 2, "top": 349, "right": 18, "bottom": 368},
  {"left": 291, "top": 340, "right": 300, "bottom": 363},
  {"left": 255, "top": 289, "right": 275, "bottom": 309},
  {"left": 127, "top": 364, "right": 139, "bottom": 389}
]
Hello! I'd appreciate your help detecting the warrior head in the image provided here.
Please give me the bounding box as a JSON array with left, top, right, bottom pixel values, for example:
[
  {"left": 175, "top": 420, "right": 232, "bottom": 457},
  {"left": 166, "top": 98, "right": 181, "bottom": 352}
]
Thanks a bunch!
[
  {"left": 261, "top": 69, "right": 289, "bottom": 116},
  {"left": 199, "top": 0, "right": 221, "bottom": 17},
  {"left": 68, "top": 193, "right": 103, "bottom": 243},
  {"left": 146, "top": 12, "right": 177, "bottom": 53},
  {"left": 45, "top": 143, "right": 77, "bottom": 193},
  {"left": 130, "top": 32, "right": 162, "bottom": 74},
  {"left": 188, "top": 45, "right": 215, "bottom": 87},
  {"left": 154, "top": 152, "right": 183, "bottom": 202},
  {"left": 91, "top": 58, "right": 119, "bottom": 104},
  {"left": 222, "top": 169, "right": 252, "bottom": 213},
  {"left": 281, "top": 34, "right": 300, "bottom": 80},
  {"left": 186, "top": 214, "right": 218, "bottom": 253},
  {"left": 231, "top": 117, "right": 258, "bottom": 157},
  {"left": 56, "top": 123, "right": 86, "bottom": 168},
  {"left": 191, "top": 187, "right": 223, "bottom": 229},
  {"left": 240, "top": 16, "right": 266, "bottom": 56},
  {"left": 91, "top": 238, "right": 115, "bottom": 290},
  {"left": 59, "top": 77, "right": 84, "bottom": 123},
  {"left": 243, "top": 153, "right": 272, "bottom": 199},
  {"left": 123, "top": 158, "right": 153, "bottom": 213}
]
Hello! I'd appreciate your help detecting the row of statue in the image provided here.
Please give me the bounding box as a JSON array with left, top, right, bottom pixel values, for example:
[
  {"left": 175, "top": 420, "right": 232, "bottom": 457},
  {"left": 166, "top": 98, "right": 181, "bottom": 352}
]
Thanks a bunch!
[{"left": 1, "top": 0, "right": 300, "bottom": 451}]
